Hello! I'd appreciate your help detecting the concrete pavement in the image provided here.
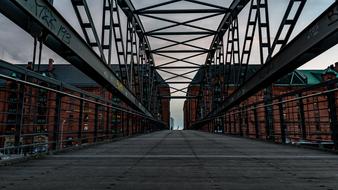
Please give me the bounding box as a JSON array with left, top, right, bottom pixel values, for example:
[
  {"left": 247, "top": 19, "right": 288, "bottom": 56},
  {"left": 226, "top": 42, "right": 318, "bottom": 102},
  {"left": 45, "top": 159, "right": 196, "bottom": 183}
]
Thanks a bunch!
[{"left": 0, "top": 130, "right": 338, "bottom": 190}]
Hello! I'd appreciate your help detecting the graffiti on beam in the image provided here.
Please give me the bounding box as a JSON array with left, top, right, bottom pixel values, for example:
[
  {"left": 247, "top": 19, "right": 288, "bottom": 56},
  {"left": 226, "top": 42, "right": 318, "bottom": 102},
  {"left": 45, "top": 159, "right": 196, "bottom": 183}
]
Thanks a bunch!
[
  {"left": 328, "top": 6, "right": 338, "bottom": 26},
  {"left": 57, "top": 26, "right": 71, "bottom": 44},
  {"left": 36, "top": 1, "right": 56, "bottom": 30},
  {"left": 21, "top": 0, "right": 72, "bottom": 45}
]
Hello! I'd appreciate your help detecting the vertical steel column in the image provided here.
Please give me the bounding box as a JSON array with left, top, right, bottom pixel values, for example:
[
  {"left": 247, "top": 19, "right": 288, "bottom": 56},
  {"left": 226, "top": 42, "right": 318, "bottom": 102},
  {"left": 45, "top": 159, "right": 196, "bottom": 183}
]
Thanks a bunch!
[
  {"left": 297, "top": 93, "right": 307, "bottom": 140},
  {"left": 121, "top": 111, "right": 125, "bottom": 136},
  {"left": 119, "top": 111, "right": 123, "bottom": 136},
  {"left": 245, "top": 107, "right": 249, "bottom": 136},
  {"left": 224, "top": 114, "right": 228, "bottom": 134},
  {"left": 121, "top": 112, "right": 128, "bottom": 136},
  {"left": 238, "top": 107, "right": 243, "bottom": 136},
  {"left": 112, "top": 109, "right": 117, "bottom": 137},
  {"left": 54, "top": 86, "right": 63, "bottom": 150},
  {"left": 14, "top": 75, "right": 26, "bottom": 153},
  {"left": 264, "top": 87, "right": 274, "bottom": 141},
  {"left": 106, "top": 105, "right": 111, "bottom": 139},
  {"left": 327, "top": 84, "right": 338, "bottom": 149},
  {"left": 228, "top": 114, "right": 232, "bottom": 134},
  {"left": 132, "top": 115, "right": 135, "bottom": 135},
  {"left": 141, "top": 119, "right": 145, "bottom": 133},
  {"left": 94, "top": 100, "right": 99, "bottom": 142},
  {"left": 126, "top": 113, "right": 129, "bottom": 136},
  {"left": 78, "top": 94, "right": 84, "bottom": 144},
  {"left": 278, "top": 98, "right": 286, "bottom": 144},
  {"left": 233, "top": 112, "right": 237, "bottom": 134},
  {"left": 253, "top": 105, "right": 259, "bottom": 139}
]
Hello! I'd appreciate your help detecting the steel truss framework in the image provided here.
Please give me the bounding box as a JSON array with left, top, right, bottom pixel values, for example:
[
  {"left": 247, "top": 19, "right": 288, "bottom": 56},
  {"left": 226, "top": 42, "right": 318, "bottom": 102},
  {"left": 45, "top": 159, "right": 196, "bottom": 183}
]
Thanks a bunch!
[
  {"left": 192, "top": 0, "right": 314, "bottom": 123},
  {"left": 0, "top": 0, "right": 337, "bottom": 134},
  {"left": 134, "top": 0, "right": 232, "bottom": 98},
  {"left": 193, "top": 0, "right": 338, "bottom": 128}
]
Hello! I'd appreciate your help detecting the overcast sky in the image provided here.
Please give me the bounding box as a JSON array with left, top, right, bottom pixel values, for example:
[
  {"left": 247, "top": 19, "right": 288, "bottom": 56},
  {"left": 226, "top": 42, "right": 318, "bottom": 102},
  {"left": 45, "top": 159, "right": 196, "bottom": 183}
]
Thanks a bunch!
[{"left": 0, "top": 0, "right": 336, "bottom": 129}]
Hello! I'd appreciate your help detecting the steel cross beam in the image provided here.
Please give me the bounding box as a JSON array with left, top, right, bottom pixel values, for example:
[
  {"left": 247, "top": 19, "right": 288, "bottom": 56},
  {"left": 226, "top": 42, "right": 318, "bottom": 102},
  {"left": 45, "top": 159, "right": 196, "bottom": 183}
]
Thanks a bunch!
[
  {"left": 150, "top": 34, "right": 214, "bottom": 52},
  {"left": 159, "top": 68, "right": 198, "bottom": 81},
  {"left": 147, "top": 31, "right": 216, "bottom": 36},
  {"left": 136, "top": 9, "right": 228, "bottom": 14},
  {"left": 153, "top": 50, "right": 210, "bottom": 53},
  {"left": 202, "top": 2, "right": 338, "bottom": 121},
  {"left": 166, "top": 81, "right": 194, "bottom": 84},
  {"left": 135, "top": 0, "right": 227, "bottom": 13},
  {"left": 136, "top": 0, "right": 182, "bottom": 12},
  {"left": 154, "top": 52, "right": 206, "bottom": 67},
  {"left": 170, "top": 86, "right": 188, "bottom": 94},
  {"left": 184, "top": 0, "right": 228, "bottom": 10},
  {"left": 150, "top": 36, "right": 208, "bottom": 52},
  {"left": 156, "top": 66, "right": 201, "bottom": 69},
  {"left": 143, "top": 13, "right": 220, "bottom": 34},
  {"left": 160, "top": 96, "right": 198, "bottom": 99},
  {"left": 0, "top": 0, "right": 152, "bottom": 117}
]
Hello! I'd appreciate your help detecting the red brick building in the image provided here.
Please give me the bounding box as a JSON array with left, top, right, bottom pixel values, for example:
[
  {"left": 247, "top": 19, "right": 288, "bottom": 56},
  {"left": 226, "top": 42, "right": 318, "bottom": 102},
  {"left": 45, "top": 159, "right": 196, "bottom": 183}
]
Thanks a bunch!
[
  {"left": 184, "top": 64, "right": 338, "bottom": 144},
  {"left": 0, "top": 63, "right": 170, "bottom": 153}
]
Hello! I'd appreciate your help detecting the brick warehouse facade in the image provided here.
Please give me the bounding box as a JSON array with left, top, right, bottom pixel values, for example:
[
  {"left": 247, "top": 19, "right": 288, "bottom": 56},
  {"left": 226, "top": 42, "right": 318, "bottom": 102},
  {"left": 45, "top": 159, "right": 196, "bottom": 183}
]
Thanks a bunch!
[
  {"left": 184, "top": 64, "right": 338, "bottom": 144},
  {"left": 0, "top": 63, "right": 170, "bottom": 153}
]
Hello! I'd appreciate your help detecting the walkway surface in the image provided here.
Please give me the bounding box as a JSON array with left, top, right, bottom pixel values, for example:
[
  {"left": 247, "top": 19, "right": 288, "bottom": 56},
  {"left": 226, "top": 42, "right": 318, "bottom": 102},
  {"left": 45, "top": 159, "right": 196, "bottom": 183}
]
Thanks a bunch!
[{"left": 1, "top": 130, "right": 338, "bottom": 190}]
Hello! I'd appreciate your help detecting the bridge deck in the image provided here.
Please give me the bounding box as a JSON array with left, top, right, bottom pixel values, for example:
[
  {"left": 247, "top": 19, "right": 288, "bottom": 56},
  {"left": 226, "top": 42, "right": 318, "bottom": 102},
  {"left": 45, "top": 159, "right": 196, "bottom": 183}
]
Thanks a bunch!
[{"left": 1, "top": 130, "right": 338, "bottom": 190}]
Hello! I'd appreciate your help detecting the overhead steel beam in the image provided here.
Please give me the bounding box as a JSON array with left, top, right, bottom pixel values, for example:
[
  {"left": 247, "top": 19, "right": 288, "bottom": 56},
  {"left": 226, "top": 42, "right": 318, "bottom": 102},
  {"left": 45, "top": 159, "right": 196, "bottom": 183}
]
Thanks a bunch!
[
  {"left": 136, "top": 0, "right": 182, "bottom": 12},
  {"left": 143, "top": 13, "right": 217, "bottom": 34},
  {"left": 136, "top": 9, "right": 228, "bottom": 14},
  {"left": 162, "top": 68, "right": 199, "bottom": 81},
  {"left": 147, "top": 31, "right": 215, "bottom": 36},
  {"left": 155, "top": 66, "right": 201, "bottom": 69},
  {"left": 152, "top": 50, "right": 209, "bottom": 53},
  {"left": 170, "top": 86, "right": 188, "bottom": 94},
  {"left": 185, "top": 0, "right": 228, "bottom": 10},
  {"left": 0, "top": 0, "right": 152, "bottom": 117},
  {"left": 160, "top": 96, "right": 198, "bottom": 99},
  {"left": 166, "top": 81, "right": 195, "bottom": 84},
  {"left": 154, "top": 52, "right": 205, "bottom": 67},
  {"left": 201, "top": 2, "right": 338, "bottom": 122},
  {"left": 205, "top": 0, "right": 250, "bottom": 65},
  {"left": 150, "top": 33, "right": 214, "bottom": 52}
]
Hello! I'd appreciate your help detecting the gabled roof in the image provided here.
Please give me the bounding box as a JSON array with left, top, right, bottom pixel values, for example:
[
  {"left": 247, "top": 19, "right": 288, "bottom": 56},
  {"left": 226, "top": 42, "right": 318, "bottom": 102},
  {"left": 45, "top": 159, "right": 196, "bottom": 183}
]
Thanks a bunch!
[
  {"left": 13, "top": 64, "right": 168, "bottom": 87},
  {"left": 190, "top": 64, "right": 326, "bottom": 86},
  {"left": 297, "top": 70, "right": 323, "bottom": 85}
]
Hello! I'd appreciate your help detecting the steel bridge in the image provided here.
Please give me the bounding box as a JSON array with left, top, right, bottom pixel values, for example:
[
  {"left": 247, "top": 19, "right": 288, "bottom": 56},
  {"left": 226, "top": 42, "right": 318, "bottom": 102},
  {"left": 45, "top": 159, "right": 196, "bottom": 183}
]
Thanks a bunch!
[{"left": 1, "top": 0, "right": 338, "bottom": 189}]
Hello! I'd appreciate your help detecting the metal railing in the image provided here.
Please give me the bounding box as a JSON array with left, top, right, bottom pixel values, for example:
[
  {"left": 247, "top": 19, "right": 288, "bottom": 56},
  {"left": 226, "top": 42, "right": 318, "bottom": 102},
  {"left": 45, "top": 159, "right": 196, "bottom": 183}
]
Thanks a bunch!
[
  {"left": 0, "top": 60, "right": 165, "bottom": 159},
  {"left": 195, "top": 78, "right": 338, "bottom": 150}
]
